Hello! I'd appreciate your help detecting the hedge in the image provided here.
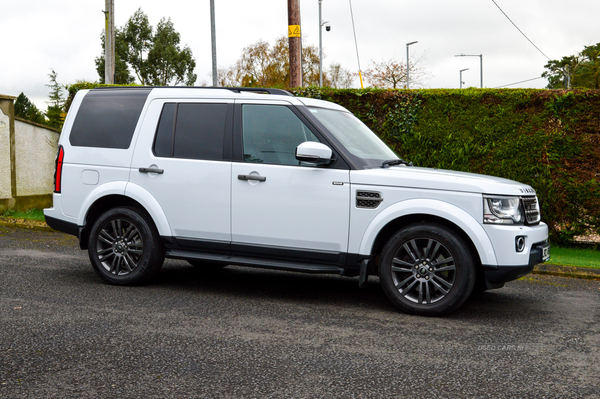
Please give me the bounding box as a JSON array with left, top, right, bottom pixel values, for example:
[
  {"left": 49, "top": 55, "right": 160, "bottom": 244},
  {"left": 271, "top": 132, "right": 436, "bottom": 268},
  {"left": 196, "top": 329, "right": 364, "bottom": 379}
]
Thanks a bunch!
[
  {"left": 293, "top": 87, "right": 600, "bottom": 245},
  {"left": 65, "top": 83, "right": 600, "bottom": 244}
]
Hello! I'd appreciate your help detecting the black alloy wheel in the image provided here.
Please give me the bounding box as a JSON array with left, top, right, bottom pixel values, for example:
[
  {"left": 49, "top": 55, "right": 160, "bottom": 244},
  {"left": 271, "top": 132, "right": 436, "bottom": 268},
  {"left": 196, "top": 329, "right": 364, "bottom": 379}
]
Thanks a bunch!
[
  {"left": 88, "top": 207, "right": 165, "bottom": 285},
  {"left": 379, "top": 223, "right": 476, "bottom": 316}
]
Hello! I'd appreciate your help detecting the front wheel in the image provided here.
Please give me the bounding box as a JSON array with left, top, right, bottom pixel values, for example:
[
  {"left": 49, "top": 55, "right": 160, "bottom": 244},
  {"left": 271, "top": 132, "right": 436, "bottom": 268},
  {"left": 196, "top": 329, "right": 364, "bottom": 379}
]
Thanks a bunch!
[
  {"left": 379, "top": 223, "right": 476, "bottom": 316},
  {"left": 88, "top": 207, "right": 165, "bottom": 285}
]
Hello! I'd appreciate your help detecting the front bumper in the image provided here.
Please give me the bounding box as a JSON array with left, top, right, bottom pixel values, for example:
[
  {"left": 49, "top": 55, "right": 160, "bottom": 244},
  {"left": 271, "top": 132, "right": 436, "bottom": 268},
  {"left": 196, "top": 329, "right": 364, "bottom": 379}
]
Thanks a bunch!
[{"left": 483, "top": 241, "right": 550, "bottom": 284}]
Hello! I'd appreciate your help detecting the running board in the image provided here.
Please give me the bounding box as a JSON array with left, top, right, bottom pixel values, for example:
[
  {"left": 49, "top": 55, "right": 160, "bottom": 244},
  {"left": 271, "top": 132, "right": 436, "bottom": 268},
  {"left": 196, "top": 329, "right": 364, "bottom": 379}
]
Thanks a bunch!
[{"left": 166, "top": 250, "right": 344, "bottom": 274}]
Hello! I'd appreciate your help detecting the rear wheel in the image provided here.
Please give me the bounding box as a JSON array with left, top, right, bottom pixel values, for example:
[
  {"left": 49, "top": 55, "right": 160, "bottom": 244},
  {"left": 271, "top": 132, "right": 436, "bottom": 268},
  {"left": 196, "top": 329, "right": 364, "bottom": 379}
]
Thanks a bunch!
[
  {"left": 379, "top": 223, "right": 476, "bottom": 316},
  {"left": 88, "top": 207, "right": 165, "bottom": 285}
]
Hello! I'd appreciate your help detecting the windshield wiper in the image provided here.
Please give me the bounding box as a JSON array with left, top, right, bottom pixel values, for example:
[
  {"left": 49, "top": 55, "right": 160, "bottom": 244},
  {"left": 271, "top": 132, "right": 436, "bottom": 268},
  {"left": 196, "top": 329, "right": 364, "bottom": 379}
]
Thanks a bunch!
[{"left": 382, "top": 159, "right": 412, "bottom": 168}]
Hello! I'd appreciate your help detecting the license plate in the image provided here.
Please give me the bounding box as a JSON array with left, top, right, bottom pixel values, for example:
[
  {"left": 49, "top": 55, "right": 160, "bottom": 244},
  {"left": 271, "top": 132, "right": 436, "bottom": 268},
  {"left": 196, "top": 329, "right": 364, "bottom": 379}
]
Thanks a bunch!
[{"left": 541, "top": 244, "right": 550, "bottom": 262}]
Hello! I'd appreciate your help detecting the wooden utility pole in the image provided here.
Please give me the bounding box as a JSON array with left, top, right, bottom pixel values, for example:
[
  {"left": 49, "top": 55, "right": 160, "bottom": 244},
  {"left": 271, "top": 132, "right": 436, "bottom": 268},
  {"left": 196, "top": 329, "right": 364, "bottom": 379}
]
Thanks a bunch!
[
  {"left": 287, "top": 0, "right": 302, "bottom": 88},
  {"left": 210, "top": 0, "right": 218, "bottom": 86},
  {"left": 104, "top": 0, "right": 115, "bottom": 84}
]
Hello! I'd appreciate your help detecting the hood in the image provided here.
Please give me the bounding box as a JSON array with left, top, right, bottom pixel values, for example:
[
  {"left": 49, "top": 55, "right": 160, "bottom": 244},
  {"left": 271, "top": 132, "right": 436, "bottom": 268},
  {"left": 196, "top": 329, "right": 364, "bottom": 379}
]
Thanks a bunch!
[{"left": 350, "top": 166, "right": 536, "bottom": 196}]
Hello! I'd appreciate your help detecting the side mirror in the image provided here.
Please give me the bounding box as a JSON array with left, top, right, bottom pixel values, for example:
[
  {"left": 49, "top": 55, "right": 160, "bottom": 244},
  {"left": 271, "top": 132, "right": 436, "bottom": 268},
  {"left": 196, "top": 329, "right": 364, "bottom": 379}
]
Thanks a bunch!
[{"left": 295, "top": 141, "right": 333, "bottom": 165}]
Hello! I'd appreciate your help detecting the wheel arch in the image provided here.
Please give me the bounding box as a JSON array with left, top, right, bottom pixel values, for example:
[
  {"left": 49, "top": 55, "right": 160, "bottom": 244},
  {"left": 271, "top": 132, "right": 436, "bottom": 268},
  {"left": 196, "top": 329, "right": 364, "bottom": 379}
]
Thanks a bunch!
[
  {"left": 78, "top": 185, "right": 171, "bottom": 250},
  {"left": 359, "top": 199, "right": 497, "bottom": 273}
]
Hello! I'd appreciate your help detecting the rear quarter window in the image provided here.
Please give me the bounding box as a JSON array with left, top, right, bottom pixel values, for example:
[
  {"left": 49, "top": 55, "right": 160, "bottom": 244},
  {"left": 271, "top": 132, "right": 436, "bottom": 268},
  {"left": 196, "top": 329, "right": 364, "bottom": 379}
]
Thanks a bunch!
[{"left": 69, "top": 89, "right": 151, "bottom": 149}]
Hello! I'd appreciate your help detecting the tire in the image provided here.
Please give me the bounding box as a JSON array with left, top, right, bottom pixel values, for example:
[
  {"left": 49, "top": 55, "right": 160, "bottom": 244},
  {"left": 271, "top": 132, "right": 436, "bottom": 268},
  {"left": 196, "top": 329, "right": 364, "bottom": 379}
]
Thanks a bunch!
[
  {"left": 88, "top": 207, "right": 165, "bottom": 285},
  {"left": 379, "top": 223, "right": 476, "bottom": 316}
]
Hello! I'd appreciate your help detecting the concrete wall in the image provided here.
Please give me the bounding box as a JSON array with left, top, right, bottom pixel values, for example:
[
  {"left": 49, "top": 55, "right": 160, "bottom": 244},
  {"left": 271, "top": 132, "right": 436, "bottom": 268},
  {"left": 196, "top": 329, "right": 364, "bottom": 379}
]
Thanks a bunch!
[
  {"left": 14, "top": 118, "right": 60, "bottom": 196},
  {"left": 0, "top": 94, "right": 60, "bottom": 213}
]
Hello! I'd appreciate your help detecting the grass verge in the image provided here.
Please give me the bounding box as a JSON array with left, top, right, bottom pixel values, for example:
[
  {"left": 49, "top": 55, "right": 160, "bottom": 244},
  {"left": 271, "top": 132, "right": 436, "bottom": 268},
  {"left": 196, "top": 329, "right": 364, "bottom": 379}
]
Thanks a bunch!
[
  {"left": 549, "top": 246, "right": 600, "bottom": 269},
  {"left": 1, "top": 208, "right": 46, "bottom": 221}
]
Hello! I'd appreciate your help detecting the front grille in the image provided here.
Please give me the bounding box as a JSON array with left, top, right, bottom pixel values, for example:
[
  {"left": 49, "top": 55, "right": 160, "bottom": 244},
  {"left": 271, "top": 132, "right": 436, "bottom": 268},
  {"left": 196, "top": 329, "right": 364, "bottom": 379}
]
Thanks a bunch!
[
  {"left": 356, "top": 191, "right": 383, "bottom": 209},
  {"left": 522, "top": 196, "right": 541, "bottom": 224}
]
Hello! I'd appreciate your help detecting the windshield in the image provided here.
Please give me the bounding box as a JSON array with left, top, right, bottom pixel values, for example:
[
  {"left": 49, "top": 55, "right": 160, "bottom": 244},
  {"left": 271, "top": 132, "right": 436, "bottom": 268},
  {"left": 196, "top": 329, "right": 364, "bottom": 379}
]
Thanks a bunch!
[{"left": 308, "top": 107, "right": 398, "bottom": 168}]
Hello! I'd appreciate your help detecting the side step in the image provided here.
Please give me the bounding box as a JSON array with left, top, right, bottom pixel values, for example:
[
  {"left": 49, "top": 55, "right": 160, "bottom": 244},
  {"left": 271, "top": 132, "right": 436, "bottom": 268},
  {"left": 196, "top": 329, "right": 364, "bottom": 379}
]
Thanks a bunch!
[{"left": 166, "top": 250, "right": 344, "bottom": 274}]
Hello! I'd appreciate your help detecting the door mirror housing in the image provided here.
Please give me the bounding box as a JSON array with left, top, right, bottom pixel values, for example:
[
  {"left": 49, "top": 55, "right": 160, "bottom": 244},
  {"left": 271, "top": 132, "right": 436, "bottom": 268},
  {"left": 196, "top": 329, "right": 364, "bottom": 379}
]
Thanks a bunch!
[{"left": 296, "top": 141, "right": 333, "bottom": 165}]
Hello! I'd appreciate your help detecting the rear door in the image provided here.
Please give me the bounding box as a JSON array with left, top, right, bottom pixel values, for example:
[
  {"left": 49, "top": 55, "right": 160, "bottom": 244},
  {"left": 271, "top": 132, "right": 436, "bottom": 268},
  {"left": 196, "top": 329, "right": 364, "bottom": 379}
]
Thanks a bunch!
[{"left": 130, "top": 99, "right": 233, "bottom": 249}]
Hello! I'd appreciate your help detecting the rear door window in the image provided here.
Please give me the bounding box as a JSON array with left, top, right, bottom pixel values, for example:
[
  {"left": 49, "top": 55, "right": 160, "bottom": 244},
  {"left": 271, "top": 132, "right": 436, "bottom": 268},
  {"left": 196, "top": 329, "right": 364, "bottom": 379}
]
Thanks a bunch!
[{"left": 153, "top": 102, "right": 230, "bottom": 161}]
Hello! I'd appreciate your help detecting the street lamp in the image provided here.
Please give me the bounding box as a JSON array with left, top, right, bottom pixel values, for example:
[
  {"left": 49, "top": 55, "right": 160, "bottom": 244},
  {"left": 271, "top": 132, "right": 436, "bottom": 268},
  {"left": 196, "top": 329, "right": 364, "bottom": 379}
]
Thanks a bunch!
[
  {"left": 318, "top": 0, "right": 330, "bottom": 87},
  {"left": 455, "top": 53, "right": 483, "bottom": 88},
  {"left": 460, "top": 68, "right": 469, "bottom": 88},
  {"left": 406, "top": 41, "right": 418, "bottom": 89}
]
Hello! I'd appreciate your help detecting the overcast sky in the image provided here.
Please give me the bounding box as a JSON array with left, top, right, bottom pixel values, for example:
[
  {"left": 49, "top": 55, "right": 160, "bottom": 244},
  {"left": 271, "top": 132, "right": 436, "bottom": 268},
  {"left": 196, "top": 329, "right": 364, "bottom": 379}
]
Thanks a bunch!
[{"left": 1, "top": 0, "right": 598, "bottom": 111}]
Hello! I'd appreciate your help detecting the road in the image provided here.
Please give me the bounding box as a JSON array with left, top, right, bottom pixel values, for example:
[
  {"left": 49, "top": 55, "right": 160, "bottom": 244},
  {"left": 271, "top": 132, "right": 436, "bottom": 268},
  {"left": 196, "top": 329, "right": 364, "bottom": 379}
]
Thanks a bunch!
[{"left": 1, "top": 226, "right": 599, "bottom": 398}]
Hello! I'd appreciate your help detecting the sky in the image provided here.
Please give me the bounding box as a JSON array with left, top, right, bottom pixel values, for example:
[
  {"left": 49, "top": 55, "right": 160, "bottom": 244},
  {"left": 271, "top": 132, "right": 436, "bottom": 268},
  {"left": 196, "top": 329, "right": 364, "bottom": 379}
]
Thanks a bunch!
[{"left": 1, "top": 0, "right": 598, "bottom": 112}]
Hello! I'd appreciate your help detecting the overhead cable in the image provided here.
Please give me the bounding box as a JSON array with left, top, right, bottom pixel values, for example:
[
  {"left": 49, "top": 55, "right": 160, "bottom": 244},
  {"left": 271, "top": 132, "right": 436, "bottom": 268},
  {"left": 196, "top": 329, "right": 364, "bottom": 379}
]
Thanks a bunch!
[
  {"left": 490, "top": 0, "right": 551, "bottom": 60},
  {"left": 494, "top": 76, "right": 544, "bottom": 88}
]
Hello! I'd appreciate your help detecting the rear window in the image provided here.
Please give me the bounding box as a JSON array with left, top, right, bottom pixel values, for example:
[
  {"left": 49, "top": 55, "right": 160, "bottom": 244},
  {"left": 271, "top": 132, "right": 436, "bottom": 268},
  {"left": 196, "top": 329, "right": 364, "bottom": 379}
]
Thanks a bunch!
[{"left": 69, "top": 89, "right": 151, "bottom": 149}]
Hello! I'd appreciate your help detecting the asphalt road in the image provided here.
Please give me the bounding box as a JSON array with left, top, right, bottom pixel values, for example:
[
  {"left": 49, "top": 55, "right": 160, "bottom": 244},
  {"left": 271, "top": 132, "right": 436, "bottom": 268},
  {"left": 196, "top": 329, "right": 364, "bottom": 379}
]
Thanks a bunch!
[{"left": 1, "top": 227, "right": 599, "bottom": 399}]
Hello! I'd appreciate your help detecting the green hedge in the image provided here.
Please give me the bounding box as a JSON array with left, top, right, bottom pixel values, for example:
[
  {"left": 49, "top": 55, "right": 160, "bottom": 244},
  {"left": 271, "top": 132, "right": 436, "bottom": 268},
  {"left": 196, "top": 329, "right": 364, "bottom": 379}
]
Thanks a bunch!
[
  {"left": 293, "top": 87, "right": 600, "bottom": 245},
  {"left": 65, "top": 83, "right": 600, "bottom": 244}
]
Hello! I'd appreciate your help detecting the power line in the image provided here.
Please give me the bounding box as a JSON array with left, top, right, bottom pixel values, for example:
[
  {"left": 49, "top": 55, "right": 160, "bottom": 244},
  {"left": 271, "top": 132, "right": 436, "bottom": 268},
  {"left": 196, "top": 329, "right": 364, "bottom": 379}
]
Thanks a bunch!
[
  {"left": 490, "top": 0, "right": 550, "bottom": 60},
  {"left": 494, "top": 76, "right": 544, "bottom": 88}
]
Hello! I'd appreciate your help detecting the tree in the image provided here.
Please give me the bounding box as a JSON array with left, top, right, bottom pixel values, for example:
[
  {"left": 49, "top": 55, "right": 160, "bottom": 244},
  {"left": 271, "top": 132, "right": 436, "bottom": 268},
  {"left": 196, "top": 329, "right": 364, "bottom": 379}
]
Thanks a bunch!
[
  {"left": 96, "top": 8, "right": 197, "bottom": 86},
  {"left": 122, "top": 8, "right": 153, "bottom": 85},
  {"left": 362, "top": 57, "right": 428, "bottom": 89},
  {"left": 579, "top": 44, "right": 600, "bottom": 89},
  {"left": 45, "top": 69, "right": 65, "bottom": 129},
  {"left": 14, "top": 93, "right": 46, "bottom": 124},
  {"left": 147, "top": 18, "right": 196, "bottom": 86},
  {"left": 543, "top": 43, "right": 600, "bottom": 89},
  {"left": 327, "top": 63, "right": 354, "bottom": 89},
  {"left": 95, "top": 28, "right": 135, "bottom": 84},
  {"left": 218, "top": 35, "right": 348, "bottom": 88}
]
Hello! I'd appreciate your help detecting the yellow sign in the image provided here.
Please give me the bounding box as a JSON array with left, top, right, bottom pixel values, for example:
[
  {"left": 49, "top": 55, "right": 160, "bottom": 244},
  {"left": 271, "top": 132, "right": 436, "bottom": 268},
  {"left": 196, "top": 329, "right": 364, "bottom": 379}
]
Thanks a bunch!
[{"left": 288, "top": 25, "right": 301, "bottom": 38}]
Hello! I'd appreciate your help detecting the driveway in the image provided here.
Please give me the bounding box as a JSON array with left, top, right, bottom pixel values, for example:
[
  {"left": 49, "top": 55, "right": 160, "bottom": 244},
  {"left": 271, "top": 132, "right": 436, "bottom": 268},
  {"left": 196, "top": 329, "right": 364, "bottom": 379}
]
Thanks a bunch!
[{"left": 1, "top": 227, "right": 599, "bottom": 398}]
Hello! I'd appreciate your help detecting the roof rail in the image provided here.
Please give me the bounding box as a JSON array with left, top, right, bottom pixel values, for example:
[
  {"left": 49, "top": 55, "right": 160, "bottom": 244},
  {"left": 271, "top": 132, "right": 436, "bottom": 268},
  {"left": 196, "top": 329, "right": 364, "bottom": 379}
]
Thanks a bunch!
[{"left": 93, "top": 86, "right": 294, "bottom": 97}]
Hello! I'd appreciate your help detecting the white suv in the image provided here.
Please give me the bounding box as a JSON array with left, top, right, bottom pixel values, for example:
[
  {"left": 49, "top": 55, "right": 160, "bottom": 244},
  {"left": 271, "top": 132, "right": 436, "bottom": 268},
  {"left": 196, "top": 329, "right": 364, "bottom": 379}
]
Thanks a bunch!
[{"left": 44, "top": 87, "right": 549, "bottom": 316}]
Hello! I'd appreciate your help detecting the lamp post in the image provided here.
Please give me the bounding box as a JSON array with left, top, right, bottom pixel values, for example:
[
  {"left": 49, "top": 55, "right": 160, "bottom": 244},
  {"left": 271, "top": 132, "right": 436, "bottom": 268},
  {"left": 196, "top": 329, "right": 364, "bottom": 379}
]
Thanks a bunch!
[
  {"left": 460, "top": 68, "right": 469, "bottom": 88},
  {"left": 455, "top": 53, "right": 483, "bottom": 88},
  {"left": 406, "top": 41, "right": 418, "bottom": 89},
  {"left": 318, "top": 0, "right": 329, "bottom": 87}
]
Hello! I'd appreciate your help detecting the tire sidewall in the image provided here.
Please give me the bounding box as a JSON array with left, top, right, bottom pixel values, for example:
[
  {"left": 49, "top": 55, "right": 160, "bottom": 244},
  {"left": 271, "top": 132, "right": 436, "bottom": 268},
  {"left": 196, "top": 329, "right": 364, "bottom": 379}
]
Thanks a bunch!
[{"left": 379, "top": 223, "right": 476, "bottom": 316}]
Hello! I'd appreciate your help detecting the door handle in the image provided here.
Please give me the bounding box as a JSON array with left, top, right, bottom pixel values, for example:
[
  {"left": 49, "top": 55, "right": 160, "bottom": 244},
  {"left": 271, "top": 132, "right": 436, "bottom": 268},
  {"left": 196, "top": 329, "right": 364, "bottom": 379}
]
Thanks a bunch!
[
  {"left": 238, "top": 174, "right": 266, "bottom": 182},
  {"left": 139, "top": 167, "right": 164, "bottom": 174}
]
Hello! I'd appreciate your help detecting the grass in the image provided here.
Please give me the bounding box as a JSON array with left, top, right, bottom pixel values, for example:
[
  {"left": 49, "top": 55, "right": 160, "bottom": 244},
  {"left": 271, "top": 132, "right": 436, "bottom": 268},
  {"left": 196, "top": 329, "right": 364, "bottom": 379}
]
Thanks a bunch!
[
  {"left": 1, "top": 208, "right": 46, "bottom": 221},
  {"left": 548, "top": 246, "right": 600, "bottom": 269},
  {"left": 2, "top": 208, "right": 599, "bottom": 269}
]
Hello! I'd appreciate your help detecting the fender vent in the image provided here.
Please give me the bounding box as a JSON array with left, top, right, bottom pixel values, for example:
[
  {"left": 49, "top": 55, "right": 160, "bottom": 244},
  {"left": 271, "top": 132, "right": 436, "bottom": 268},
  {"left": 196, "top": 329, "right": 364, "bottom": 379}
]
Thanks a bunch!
[{"left": 356, "top": 191, "right": 383, "bottom": 209}]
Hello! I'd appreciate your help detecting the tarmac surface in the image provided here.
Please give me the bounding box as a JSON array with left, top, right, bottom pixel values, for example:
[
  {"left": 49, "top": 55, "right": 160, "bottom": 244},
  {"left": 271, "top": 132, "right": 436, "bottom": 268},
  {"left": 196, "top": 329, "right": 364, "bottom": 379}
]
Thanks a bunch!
[{"left": 1, "top": 225, "right": 600, "bottom": 398}]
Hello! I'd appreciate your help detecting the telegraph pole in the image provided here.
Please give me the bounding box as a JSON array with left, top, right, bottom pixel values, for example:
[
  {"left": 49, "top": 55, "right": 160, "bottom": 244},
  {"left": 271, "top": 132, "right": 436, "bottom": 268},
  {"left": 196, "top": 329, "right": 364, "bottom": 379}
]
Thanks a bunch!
[
  {"left": 288, "top": 0, "right": 302, "bottom": 88},
  {"left": 210, "top": 0, "right": 218, "bottom": 86},
  {"left": 104, "top": 0, "right": 115, "bottom": 84}
]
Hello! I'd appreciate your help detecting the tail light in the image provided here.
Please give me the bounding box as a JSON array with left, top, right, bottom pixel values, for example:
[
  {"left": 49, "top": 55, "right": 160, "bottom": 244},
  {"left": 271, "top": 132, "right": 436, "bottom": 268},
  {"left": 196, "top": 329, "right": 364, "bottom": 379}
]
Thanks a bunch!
[{"left": 54, "top": 145, "right": 64, "bottom": 193}]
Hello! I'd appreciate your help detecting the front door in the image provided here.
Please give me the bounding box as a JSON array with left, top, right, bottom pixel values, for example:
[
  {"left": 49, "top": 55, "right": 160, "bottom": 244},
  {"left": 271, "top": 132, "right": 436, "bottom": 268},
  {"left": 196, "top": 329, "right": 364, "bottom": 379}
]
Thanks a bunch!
[{"left": 231, "top": 103, "right": 350, "bottom": 263}]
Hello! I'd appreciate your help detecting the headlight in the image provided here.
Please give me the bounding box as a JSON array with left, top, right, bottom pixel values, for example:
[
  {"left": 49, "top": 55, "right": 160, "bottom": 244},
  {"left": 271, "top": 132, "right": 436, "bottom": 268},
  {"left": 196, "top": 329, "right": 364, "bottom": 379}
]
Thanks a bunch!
[{"left": 483, "top": 196, "right": 524, "bottom": 225}]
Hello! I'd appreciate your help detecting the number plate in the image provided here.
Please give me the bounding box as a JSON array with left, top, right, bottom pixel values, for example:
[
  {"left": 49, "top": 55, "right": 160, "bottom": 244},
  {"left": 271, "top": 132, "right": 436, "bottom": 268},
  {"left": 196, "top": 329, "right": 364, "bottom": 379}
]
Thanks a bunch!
[{"left": 541, "top": 244, "right": 550, "bottom": 262}]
